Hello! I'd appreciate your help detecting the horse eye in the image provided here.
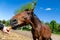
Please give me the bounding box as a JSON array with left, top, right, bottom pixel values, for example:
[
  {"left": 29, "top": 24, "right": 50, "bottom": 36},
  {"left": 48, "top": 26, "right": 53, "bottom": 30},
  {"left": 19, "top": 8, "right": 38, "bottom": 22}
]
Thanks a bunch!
[{"left": 13, "top": 19, "right": 16, "bottom": 22}]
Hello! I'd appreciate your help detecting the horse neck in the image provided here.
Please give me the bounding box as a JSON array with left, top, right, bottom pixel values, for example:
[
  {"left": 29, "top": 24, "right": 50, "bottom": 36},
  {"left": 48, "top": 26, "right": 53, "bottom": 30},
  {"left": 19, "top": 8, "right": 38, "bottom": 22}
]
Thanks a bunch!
[{"left": 30, "top": 14, "right": 41, "bottom": 29}]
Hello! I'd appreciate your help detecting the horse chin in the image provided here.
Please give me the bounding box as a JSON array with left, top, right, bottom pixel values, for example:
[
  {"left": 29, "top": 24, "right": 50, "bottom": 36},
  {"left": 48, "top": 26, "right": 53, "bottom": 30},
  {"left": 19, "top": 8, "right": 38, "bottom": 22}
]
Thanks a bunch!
[
  {"left": 12, "top": 24, "right": 19, "bottom": 30},
  {"left": 12, "top": 27, "right": 17, "bottom": 30}
]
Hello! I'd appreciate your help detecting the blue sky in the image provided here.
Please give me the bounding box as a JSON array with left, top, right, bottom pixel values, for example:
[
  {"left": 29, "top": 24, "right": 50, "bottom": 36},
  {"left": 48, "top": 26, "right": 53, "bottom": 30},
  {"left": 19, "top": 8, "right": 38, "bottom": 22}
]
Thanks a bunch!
[{"left": 0, "top": 0, "right": 60, "bottom": 23}]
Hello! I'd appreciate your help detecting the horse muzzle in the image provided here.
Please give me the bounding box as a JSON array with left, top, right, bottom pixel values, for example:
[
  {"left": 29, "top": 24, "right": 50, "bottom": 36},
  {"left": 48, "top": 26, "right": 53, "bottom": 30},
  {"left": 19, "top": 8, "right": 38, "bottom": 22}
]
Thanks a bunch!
[{"left": 10, "top": 18, "right": 19, "bottom": 30}]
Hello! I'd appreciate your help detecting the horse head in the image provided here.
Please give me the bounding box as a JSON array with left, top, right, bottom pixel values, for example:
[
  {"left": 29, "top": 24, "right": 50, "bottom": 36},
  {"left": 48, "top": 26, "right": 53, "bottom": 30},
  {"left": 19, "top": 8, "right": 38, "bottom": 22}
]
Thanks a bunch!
[{"left": 10, "top": 9, "right": 34, "bottom": 30}]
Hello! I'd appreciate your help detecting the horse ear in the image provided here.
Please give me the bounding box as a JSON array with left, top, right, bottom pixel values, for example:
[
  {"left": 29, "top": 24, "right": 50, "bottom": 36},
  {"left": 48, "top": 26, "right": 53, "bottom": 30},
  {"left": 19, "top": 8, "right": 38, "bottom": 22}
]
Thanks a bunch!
[
  {"left": 31, "top": 9, "right": 34, "bottom": 12},
  {"left": 30, "top": 9, "right": 34, "bottom": 14}
]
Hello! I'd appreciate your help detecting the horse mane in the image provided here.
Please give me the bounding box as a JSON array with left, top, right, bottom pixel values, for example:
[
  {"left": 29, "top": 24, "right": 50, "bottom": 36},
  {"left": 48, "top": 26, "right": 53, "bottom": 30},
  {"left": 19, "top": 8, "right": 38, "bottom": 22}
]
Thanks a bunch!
[
  {"left": 32, "top": 13, "right": 42, "bottom": 23},
  {"left": 24, "top": 9, "right": 42, "bottom": 23}
]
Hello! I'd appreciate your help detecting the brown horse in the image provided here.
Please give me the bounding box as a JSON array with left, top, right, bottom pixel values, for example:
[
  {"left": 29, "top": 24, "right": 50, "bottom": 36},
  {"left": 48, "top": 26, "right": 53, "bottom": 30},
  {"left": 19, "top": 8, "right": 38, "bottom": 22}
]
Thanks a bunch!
[{"left": 10, "top": 9, "right": 52, "bottom": 40}]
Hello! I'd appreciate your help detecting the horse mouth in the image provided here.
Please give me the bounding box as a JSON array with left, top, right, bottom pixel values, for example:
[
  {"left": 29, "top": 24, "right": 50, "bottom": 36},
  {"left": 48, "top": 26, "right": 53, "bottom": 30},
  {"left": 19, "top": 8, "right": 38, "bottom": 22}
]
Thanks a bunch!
[{"left": 11, "top": 24, "right": 20, "bottom": 30}]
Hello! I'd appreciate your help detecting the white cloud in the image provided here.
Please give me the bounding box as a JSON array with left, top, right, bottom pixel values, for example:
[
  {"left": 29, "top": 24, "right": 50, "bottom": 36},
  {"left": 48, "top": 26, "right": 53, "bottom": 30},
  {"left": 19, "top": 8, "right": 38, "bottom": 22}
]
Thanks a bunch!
[
  {"left": 40, "top": 7, "right": 53, "bottom": 11},
  {"left": 45, "top": 8, "right": 52, "bottom": 11}
]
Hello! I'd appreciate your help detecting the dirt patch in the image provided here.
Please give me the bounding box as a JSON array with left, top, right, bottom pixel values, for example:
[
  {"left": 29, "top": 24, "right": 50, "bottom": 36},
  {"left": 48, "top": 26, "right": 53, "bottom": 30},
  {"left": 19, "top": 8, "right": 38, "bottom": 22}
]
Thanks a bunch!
[
  {"left": 0, "top": 30, "right": 60, "bottom": 40},
  {"left": 0, "top": 30, "right": 32, "bottom": 40},
  {"left": 51, "top": 34, "right": 60, "bottom": 40},
  {"left": 13, "top": 30, "right": 60, "bottom": 40}
]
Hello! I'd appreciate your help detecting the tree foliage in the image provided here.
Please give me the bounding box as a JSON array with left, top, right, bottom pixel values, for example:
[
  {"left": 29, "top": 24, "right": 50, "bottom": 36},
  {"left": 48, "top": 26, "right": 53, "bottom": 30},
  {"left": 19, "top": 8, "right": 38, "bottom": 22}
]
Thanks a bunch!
[
  {"left": 50, "top": 20, "right": 56, "bottom": 32},
  {"left": 58, "top": 25, "right": 60, "bottom": 32},
  {"left": 15, "top": 3, "right": 33, "bottom": 14},
  {"left": 15, "top": 0, "right": 37, "bottom": 14},
  {"left": 2, "top": 20, "right": 6, "bottom": 24}
]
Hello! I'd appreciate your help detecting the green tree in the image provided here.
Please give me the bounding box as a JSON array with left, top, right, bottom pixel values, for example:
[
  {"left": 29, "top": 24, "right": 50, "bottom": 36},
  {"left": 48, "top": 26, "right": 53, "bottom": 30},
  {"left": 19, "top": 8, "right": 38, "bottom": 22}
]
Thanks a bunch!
[
  {"left": 50, "top": 20, "right": 57, "bottom": 33},
  {"left": 15, "top": 0, "right": 37, "bottom": 14},
  {"left": 58, "top": 24, "right": 60, "bottom": 32},
  {"left": 15, "top": 3, "right": 33, "bottom": 14},
  {"left": 5, "top": 20, "right": 10, "bottom": 26},
  {"left": 2, "top": 20, "right": 6, "bottom": 24},
  {"left": 0, "top": 20, "right": 1, "bottom": 23},
  {"left": 23, "top": 24, "right": 31, "bottom": 31}
]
